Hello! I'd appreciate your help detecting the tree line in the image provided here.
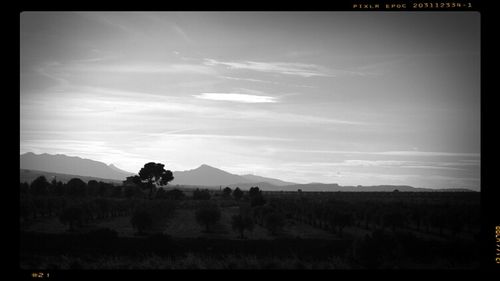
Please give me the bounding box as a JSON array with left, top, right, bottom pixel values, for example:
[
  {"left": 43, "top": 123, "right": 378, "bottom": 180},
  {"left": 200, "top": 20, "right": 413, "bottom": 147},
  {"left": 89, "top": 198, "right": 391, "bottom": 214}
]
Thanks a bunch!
[{"left": 20, "top": 162, "right": 479, "bottom": 242}]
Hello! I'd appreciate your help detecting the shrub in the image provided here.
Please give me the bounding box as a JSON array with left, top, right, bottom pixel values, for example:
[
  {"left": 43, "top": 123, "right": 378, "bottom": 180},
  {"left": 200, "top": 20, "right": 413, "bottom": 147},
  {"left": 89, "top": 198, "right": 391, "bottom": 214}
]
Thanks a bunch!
[{"left": 195, "top": 202, "right": 221, "bottom": 232}]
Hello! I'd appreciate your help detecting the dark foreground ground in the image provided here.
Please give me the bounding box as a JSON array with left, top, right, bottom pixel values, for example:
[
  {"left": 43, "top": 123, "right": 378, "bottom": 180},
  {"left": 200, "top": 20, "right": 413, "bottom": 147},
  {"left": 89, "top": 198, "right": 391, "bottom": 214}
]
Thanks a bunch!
[{"left": 20, "top": 189, "right": 480, "bottom": 269}]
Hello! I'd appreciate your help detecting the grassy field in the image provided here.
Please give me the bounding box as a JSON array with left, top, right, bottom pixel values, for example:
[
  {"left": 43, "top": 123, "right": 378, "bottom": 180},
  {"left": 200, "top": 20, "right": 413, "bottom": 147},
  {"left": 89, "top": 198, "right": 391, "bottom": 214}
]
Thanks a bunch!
[
  {"left": 20, "top": 191, "right": 480, "bottom": 269},
  {"left": 20, "top": 252, "right": 352, "bottom": 270},
  {"left": 22, "top": 205, "right": 340, "bottom": 240}
]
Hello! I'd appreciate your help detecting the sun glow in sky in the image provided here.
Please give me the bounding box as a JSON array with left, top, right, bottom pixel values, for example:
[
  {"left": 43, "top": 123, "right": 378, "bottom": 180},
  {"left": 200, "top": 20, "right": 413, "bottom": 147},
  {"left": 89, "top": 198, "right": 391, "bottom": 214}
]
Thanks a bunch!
[{"left": 20, "top": 12, "right": 480, "bottom": 190}]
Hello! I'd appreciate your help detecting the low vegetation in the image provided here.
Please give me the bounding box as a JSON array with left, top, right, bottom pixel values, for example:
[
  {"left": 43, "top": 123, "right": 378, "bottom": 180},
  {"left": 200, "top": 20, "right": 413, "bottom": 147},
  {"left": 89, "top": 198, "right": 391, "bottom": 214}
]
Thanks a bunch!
[{"left": 20, "top": 162, "right": 480, "bottom": 269}]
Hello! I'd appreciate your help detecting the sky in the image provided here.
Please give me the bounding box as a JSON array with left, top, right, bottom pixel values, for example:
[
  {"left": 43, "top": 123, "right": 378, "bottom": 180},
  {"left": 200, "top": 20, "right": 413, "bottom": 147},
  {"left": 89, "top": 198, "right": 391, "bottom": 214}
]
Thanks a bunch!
[{"left": 20, "top": 12, "right": 480, "bottom": 190}]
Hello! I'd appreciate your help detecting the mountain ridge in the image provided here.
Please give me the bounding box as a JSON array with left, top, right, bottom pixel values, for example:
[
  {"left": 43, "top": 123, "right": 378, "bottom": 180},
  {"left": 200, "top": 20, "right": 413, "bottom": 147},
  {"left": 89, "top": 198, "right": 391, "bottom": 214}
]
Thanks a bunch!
[
  {"left": 20, "top": 169, "right": 123, "bottom": 185},
  {"left": 172, "top": 164, "right": 255, "bottom": 186},
  {"left": 19, "top": 153, "right": 476, "bottom": 192},
  {"left": 20, "top": 152, "right": 134, "bottom": 181}
]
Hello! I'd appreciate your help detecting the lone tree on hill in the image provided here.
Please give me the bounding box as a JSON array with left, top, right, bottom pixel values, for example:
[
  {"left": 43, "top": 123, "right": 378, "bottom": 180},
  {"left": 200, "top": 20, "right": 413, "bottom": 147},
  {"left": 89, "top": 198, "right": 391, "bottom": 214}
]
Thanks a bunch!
[{"left": 135, "top": 162, "right": 174, "bottom": 199}]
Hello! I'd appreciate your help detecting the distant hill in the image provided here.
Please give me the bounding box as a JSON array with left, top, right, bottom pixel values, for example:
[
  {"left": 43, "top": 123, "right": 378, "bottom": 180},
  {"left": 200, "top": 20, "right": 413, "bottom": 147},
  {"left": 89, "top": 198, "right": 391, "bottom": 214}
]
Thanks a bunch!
[
  {"left": 19, "top": 153, "right": 476, "bottom": 192},
  {"left": 172, "top": 164, "right": 298, "bottom": 187},
  {"left": 20, "top": 169, "right": 122, "bottom": 185},
  {"left": 20, "top": 152, "right": 134, "bottom": 181},
  {"left": 240, "top": 174, "right": 295, "bottom": 186},
  {"left": 225, "top": 181, "right": 281, "bottom": 190},
  {"left": 172, "top": 164, "right": 255, "bottom": 187}
]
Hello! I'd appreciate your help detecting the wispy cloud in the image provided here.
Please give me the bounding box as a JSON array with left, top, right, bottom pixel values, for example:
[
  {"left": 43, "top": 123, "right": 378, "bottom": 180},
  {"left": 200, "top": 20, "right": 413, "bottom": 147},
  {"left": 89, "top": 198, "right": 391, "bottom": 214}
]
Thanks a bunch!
[
  {"left": 374, "top": 151, "right": 480, "bottom": 157},
  {"left": 171, "top": 23, "right": 193, "bottom": 44},
  {"left": 20, "top": 139, "right": 145, "bottom": 162},
  {"left": 283, "top": 160, "right": 470, "bottom": 171},
  {"left": 148, "top": 133, "right": 290, "bottom": 142},
  {"left": 59, "top": 62, "right": 216, "bottom": 75},
  {"left": 204, "top": 59, "right": 334, "bottom": 78},
  {"left": 193, "top": 93, "right": 278, "bottom": 103},
  {"left": 219, "top": 75, "right": 315, "bottom": 88},
  {"left": 342, "top": 160, "right": 470, "bottom": 171},
  {"left": 279, "top": 149, "right": 480, "bottom": 158},
  {"left": 32, "top": 62, "right": 70, "bottom": 87},
  {"left": 22, "top": 85, "right": 364, "bottom": 128},
  {"left": 205, "top": 58, "right": 368, "bottom": 78},
  {"left": 81, "top": 12, "right": 136, "bottom": 35},
  {"left": 220, "top": 76, "right": 271, "bottom": 84}
]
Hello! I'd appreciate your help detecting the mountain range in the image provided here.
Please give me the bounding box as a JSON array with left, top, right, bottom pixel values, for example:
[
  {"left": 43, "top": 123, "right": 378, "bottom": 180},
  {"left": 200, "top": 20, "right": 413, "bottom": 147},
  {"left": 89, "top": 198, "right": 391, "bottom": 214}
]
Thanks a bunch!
[
  {"left": 171, "top": 164, "right": 295, "bottom": 187},
  {"left": 20, "top": 152, "right": 134, "bottom": 181},
  {"left": 19, "top": 152, "right": 475, "bottom": 192},
  {"left": 19, "top": 152, "right": 295, "bottom": 187}
]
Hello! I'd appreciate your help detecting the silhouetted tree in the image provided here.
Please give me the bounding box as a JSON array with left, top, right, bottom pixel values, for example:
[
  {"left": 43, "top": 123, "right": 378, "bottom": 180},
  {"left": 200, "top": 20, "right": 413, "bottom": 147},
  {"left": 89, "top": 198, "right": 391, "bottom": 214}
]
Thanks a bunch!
[
  {"left": 334, "top": 212, "right": 354, "bottom": 236},
  {"left": 149, "top": 200, "right": 177, "bottom": 230},
  {"left": 130, "top": 209, "right": 153, "bottom": 235},
  {"left": 222, "top": 187, "right": 232, "bottom": 198},
  {"left": 95, "top": 198, "right": 111, "bottom": 219},
  {"left": 124, "top": 185, "right": 142, "bottom": 198},
  {"left": 156, "top": 187, "right": 167, "bottom": 199},
  {"left": 54, "top": 180, "right": 65, "bottom": 196},
  {"left": 30, "top": 176, "right": 49, "bottom": 196},
  {"left": 157, "top": 187, "right": 185, "bottom": 200},
  {"left": 87, "top": 180, "right": 100, "bottom": 197},
  {"left": 231, "top": 214, "right": 254, "bottom": 239},
  {"left": 164, "top": 189, "right": 185, "bottom": 200},
  {"left": 250, "top": 194, "right": 266, "bottom": 207},
  {"left": 193, "top": 188, "right": 211, "bottom": 200},
  {"left": 97, "top": 182, "right": 108, "bottom": 197},
  {"left": 248, "top": 186, "right": 266, "bottom": 207},
  {"left": 47, "top": 178, "right": 58, "bottom": 195},
  {"left": 59, "top": 206, "right": 84, "bottom": 232},
  {"left": 264, "top": 211, "right": 285, "bottom": 236},
  {"left": 66, "top": 178, "right": 87, "bottom": 197},
  {"left": 111, "top": 185, "right": 122, "bottom": 197},
  {"left": 248, "top": 186, "right": 261, "bottom": 197},
  {"left": 137, "top": 162, "right": 174, "bottom": 199},
  {"left": 195, "top": 202, "right": 221, "bottom": 232},
  {"left": 123, "top": 175, "right": 140, "bottom": 186},
  {"left": 252, "top": 204, "right": 274, "bottom": 226},
  {"left": 232, "top": 187, "right": 243, "bottom": 201}
]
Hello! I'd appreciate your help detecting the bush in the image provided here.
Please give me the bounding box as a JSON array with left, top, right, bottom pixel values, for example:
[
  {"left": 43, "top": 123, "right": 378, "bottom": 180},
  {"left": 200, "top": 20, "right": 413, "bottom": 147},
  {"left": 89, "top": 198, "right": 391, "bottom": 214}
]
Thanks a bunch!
[
  {"left": 131, "top": 210, "right": 153, "bottom": 235},
  {"left": 66, "top": 178, "right": 87, "bottom": 197},
  {"left": 264, "top": 212, "right": 285, "bottom": 236},
  {"left": 30, "top": 176, "right": 49, "bottom": 196},
  {"left": 165, "top": 189, "right": 186, "bottom": 200},
  {"left": 231, "top": 214, "right": 254, "bottom": 239},
  {"left": 59, "top": 206, "right": 84, "bottom": 232},
  {"left": 232, "top": 188, "right": 243, "bottom": 201},
  {"left": 193, "top": 189, "right": 211, "bottom": 200},
  {"left": 195, "top": 202, "right": 221, "bottom": 232}
]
